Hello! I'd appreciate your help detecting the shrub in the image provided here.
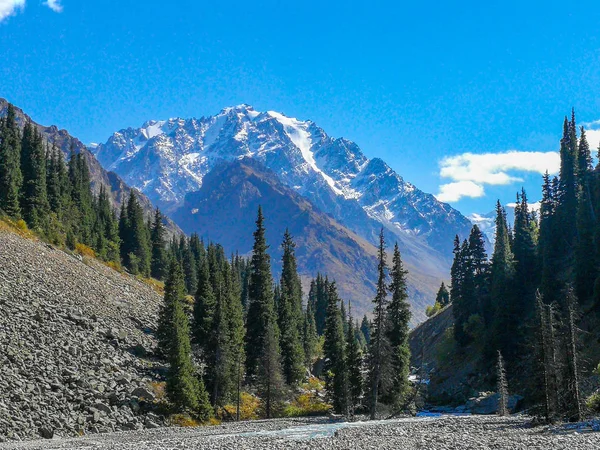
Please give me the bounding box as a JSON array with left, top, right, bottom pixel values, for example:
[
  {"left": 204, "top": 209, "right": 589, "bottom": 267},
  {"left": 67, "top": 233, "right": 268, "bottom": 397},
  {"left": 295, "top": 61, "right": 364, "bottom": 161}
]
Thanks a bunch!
[
  {"left": 586, "top": 391, "right": 600, "bottom": 412},
  {"left": 75, "top": 243, "right": 96, "bottom": 258},
  {"left": 219, "top": 392, "right": 261, "bottom": 421},
  {"left": 426, "top": 302, "right": 442, "bottom": 317},
  {"left": 282, "top": 392, "right": 332, "bottom": 417},
  {"left": 463, "top": 314, "right": 485, "bottom": 342},
  {"left": 169, "top": 414, "right": 202, "bottom": 427}
]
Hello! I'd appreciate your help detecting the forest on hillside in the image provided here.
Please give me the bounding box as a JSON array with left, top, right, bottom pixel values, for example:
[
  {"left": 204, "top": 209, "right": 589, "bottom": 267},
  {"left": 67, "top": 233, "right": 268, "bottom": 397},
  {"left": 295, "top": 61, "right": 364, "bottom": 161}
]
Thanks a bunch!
[{"left": 431, "top": 111, "right": 600, "bottom": 422}]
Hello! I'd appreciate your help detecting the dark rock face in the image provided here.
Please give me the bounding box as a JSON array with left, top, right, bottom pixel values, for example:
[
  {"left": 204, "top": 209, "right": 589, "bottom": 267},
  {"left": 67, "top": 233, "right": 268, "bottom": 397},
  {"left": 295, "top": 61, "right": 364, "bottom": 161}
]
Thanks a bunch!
[{"left": 0, "top": 231, "right": 168, "bottom": 441}]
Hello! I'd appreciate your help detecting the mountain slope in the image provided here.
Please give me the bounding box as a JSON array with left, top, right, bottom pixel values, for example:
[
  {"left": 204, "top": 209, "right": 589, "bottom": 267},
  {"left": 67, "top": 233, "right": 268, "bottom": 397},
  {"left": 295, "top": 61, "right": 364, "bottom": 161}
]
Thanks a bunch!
[
  {"left": 171, "top": 158, "right": 438, "bottom": 322},
  {"left": 0, "top": 229, "right": 167, "bottom": 441},
  {"left": 0, "top": 99, "right": 180, "bottom": 236},
  {"left": 92, "top": 105, "right": 472, "bottom": 273}
]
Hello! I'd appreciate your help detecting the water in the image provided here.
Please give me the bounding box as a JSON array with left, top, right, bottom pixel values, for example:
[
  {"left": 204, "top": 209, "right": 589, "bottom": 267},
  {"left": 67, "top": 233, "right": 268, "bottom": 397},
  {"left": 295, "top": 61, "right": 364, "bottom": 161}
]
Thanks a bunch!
[{"left": 224, "top": 415, "right": 469, "bottom": 441}]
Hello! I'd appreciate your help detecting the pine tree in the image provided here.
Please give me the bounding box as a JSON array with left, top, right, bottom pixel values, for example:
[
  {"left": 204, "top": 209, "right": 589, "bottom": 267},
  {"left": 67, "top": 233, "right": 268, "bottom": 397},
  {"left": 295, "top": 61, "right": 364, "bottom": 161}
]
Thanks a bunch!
[
  {"left": 150, "top": 208, "right": 168, "bottom": 280},
  {"left": 277, "top": 229, "right": 305, "bottom": 386},
  {"left": 161, "top": 260, "right": 212, "bottom": 419},
  {"left": 512, "top": 189, "right": 538, "bottom": 320},
  {"left": 557, "top": 115, "right": 578, "bottom": 254},
  {"left": 122, "top": 190, "right": 151, "bottom": 276},
  {"left": 385, "top": 243, "right": 411, "bottom": 407},
  {"left": 303, "top": 300, "right": 318, "bottom": 369},
  {"left": 346, "top": 301, "right": 363, "bottom": 415},
  {"left": 496, "top": 351, "right": 509, "bottom": 416},
  {"left": 435, "top": 282, "right": 450, "bottom": 307},
  {"left": 489, "top": 201, "right": 516, "bottom": 363},
  {"left": 575, "top": 128, "right": 597, "bottom": 305},
  {"left": 0, "top": 104, "right": 22, "bottom": 217},
  {"left": 245, "top": 206, "right": 284, "bottom": 403},
  {"left": 360, "top": 315, "right": 371, "bottom": 345},
  {"left": 181, "top": 236, "right": 198, "bottom": 295},
  {"left": 368, "top": 228, "right": 390, "bottom": 419},
  {"left": 313, "top": 274, "right": 329, "bottom": 336},
  {"left": 323, "top": 281, "right": 348, "bottom": 415},
  {"left": 20, "top": 123, "right": 49, "bottom": 230}
]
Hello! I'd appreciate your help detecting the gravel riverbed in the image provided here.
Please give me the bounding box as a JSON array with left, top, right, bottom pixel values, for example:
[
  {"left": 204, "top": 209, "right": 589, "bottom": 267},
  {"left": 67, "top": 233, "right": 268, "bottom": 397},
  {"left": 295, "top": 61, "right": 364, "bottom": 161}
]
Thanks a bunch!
[{"left": 1, "top": 415, "right": 599, "bottom": 450}]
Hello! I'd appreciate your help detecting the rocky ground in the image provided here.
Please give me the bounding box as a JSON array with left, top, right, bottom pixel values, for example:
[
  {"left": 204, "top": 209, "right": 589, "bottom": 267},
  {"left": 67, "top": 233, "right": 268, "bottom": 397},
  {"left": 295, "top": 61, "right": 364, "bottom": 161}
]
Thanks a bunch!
[
  {"left": 1, "top": 415, "right": 600, "bottom": 449},
  {"left": 0, "top": 231, "right": 168, "bottom": 441}
]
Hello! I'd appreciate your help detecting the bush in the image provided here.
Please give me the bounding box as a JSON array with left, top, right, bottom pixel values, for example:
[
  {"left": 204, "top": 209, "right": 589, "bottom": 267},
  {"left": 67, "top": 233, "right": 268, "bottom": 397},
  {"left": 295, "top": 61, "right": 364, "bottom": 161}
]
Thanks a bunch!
[
  {"left": 75, "top": 243, "right": 96, "bottom": 258},
  {"left": 169, "top": 414, "right": 202, "bottom": 427},
  {"left": 463, "top": 314, "right": 484, "bottom": 342},
  {"left": 426, "top": 302, "right": 442, "bottom": 317},
  {"left": 282, "top": 392, "right": 332, "bottom": 417},
  {"left": 219, "top": 392, "right": 261, "bottom": 421},
  {"left": 586, "top": 391, "right": 600, "bottom": 412}
]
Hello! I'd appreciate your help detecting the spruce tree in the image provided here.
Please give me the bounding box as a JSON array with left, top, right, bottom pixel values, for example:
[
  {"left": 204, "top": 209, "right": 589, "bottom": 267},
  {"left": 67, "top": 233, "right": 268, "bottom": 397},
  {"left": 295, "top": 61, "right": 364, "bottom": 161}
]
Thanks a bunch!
[
  {"left": 489, "top": 201, "right": 516, "bottom": 363},
  {"left": 303, "top": 300, "right": 318, "bottom": 369},
  {"left": 435, "top": 282, "right": 450, "bottom": 307},
  {"left": 181, "top": 236, "right": 198, "bottom": 295},
  {"left": 512, "top": 189, "right": 538, "bottom": 319},
  {"left": 323, "top": 281, "right": 348, "bottom": 415},
  {"left": 277, "top": 229, "right": 305, "bottom": 386},
  {"left": 385, "top": 243, "right": 411, "bottom": 407},
  {"left": 150, "top": 208, "right": 168, "bottom": 280},
  {"left": 360, "top": 315, "right": 371, "bottom": 344},
  {"left": 368, "top": 228, "right": 390, "bottom": 419},
  {"left": 123, "top": 190, "right": 151, "bottom": 276},
  {"left": 575, "top": 128, "right": 597, "bottom": 305},
  {"left": 245, "top": 206, "right": 284, "bottom": 408},
  {"left": 0, "top": 104, "right": 22, "bottom": 217},
  {"left": 20, "top": 123, "right": 49, "bottom": 230},
  {"left": 162, "top": 260, "right": 212, "bottom": 419},
  {"left": 496, "top": 351, "right": 509, "bottom": 416},
  {"left": 346, "top": 301, "right": 363, "bottom": 415}
]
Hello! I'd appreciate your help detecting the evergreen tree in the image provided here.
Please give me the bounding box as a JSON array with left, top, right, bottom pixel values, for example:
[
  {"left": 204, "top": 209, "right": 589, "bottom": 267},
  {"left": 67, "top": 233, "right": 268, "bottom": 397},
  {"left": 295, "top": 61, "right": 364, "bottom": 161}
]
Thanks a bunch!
[
  {"left": 122, "top": 190, "right": 151, "bottom": 275},
  {"left": 368, "top": 228, "right": 390, "bottom": 419},
  {"left": 346, "top": 301, "right": 363, "bottom": 415},
  {"left": 161, "top": 260, "right": 212, "bottom": 419},
  {"left": 385, "top": 243, "right": 411, "bottom": 407},
  {"left": 68, "top": 151, "right": 94, "bottom": 246},
  {"left": 512, "top": 189, "right": 538, "bottom": 320},
  {"left": 574, "top": 128, "right": 597, "bottom": 305},
  {"left": 435, "top": 282, "right": 450, "bottom": 307},
  {"left": 20, "top": 123, "right": 49, "bottom": 230},
  {"left": 323, "top": 281, "right": 348, "bottom": 415},
  {"left": 245, "top": 207, "right": 284, "bottom": 398},
  {"left": 303, "top": 300, "right": 318, "bottom": 369},
  {"left": 360, "top": 315, "right": 371, "bottom": 345},
  {"left": 313, "top": 274, "right": 329, "bottom": 336},
  {"left": 556, "top": 115, "right": 578, "bottom": 254},
  {"left": 181, "top": 236, "right": 198, "bottom": 295},
  {"left": 496, "top": 351, "right": 509, "bottom": 416},
  {"left": 277, "top": 229, "right": 305, "bottom": 386},
  {"left": 0, "top": 104, "right": 22, "bottom": 217},
  {"left": 150, "top": 208, "right": 168, "bottom": 280},
  {"left": 489, "top": 201, "right": 516, "bottom": 363}
]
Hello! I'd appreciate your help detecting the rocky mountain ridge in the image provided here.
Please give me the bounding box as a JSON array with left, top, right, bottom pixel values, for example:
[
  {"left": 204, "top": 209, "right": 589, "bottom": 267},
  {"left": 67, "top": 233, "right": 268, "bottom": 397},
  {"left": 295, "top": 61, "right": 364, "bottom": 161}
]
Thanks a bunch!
[{"left": 92, "top": 105, "right": 473, "bottom": 274}]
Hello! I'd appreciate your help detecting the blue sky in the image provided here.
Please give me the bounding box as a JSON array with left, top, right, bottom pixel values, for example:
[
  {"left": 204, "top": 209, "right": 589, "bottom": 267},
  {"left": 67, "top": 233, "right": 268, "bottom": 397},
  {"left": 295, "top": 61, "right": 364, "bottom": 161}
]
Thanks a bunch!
[{"left": 1, "top": 0, "right": 600, "bottom": 216}]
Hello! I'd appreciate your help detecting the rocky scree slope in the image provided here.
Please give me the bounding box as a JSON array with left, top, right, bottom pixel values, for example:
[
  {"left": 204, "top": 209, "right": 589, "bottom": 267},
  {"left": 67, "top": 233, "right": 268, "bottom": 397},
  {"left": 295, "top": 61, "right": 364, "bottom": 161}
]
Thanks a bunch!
[{"left": 0, "top": 231, "right": 167, "bottom": 442}]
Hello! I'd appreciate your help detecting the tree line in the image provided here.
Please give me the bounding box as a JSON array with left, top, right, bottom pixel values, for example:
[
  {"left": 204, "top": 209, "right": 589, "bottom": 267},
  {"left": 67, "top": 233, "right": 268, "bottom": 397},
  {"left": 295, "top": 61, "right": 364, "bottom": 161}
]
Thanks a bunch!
[
  {"left": 157, "top": 209, "right": 413, "bottom": 421},
  {"left": 446, "top": 111, "right": 600, "bottom": 422}
]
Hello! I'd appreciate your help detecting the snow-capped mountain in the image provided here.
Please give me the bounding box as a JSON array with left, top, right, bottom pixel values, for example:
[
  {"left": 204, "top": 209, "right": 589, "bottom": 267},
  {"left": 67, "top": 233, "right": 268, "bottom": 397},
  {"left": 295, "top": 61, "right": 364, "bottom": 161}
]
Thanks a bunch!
[{"left": 92, "top": 105, "right": 473, "bottom": 274}]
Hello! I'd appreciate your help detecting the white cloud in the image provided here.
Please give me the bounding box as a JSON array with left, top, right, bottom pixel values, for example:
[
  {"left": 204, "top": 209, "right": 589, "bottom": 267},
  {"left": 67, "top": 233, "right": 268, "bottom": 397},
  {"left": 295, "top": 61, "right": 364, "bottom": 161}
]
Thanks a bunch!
[
  {"left": 44, "top": 0, "right": 62, "bottom": 12},
  {"left": 436, "top": 150, "right": 560, "bottom": 202},
  {"left": 0, "top": 0, "right": 25, "bottom": 22},
  {"left": 436, "top": 181, "right": 485, "bottom": 203}
]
